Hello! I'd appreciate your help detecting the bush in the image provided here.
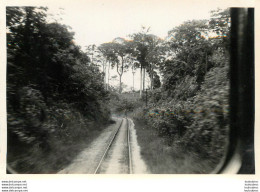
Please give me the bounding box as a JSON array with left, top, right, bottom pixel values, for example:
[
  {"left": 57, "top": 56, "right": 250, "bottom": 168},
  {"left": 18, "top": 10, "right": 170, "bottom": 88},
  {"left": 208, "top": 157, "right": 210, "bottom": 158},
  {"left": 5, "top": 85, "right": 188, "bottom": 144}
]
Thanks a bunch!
[
  {"left": 7, "top": 86, "right": 47, "bottom": 146},
  {"left": 6, "top": 7, "right": 112, "bottom": 173},
  {"left": 134, "top": 60, "right": 229, "bottom": 163}
]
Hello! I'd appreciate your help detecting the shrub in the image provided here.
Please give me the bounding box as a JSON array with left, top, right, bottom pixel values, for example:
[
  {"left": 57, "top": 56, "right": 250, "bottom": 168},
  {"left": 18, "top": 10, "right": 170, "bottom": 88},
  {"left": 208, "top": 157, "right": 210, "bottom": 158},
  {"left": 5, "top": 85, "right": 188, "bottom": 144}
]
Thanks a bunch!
[{"left": 134, "top": 61, "right": 229, "bottom": 163}]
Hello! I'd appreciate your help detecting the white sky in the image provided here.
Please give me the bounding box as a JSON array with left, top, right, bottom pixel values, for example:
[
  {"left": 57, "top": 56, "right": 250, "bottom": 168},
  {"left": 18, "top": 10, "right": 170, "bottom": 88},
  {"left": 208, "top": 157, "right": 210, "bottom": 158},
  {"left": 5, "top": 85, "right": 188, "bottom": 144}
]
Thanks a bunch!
[
  {"left": 47, "top": 1, "right": 229, "bottom": 47},
  {"left": 45, "top": 1, "right": 230, "bottom": 91}
]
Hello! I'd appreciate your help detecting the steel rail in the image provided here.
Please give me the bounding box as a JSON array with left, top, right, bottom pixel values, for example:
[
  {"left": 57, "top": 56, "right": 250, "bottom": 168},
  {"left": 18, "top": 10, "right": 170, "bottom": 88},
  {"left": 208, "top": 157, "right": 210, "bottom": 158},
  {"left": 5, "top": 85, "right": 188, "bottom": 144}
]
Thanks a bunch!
[
  {"left": 94, "top": 118, "right": 124, "bottom": 174},
  {"left": 127, "top": 118, "right": 133, "bottom": 174}
]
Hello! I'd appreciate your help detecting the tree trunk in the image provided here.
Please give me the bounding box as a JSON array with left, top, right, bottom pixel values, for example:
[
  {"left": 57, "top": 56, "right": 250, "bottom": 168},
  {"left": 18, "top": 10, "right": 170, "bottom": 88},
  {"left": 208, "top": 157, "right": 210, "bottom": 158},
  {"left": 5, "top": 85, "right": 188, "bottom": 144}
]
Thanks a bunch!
[
  {"left": 150, "top": 64, "right": 153, "bottom": 91},
  {"left": 140, "top": 66, "right": 143, "bottom": 97},
  {"left": 143, "top": 66, "right": 145, "bottom": 92},
  {"left": 132, "top": 72, "right": 135, "bottom": 92},
  {"left": 107, "top": 61, "right": 110, "bottom": 90},
  {"left": 103, "top": 60, "right": 106, "bottom": 89},
  {"left": 119, "top": 74, "right": 122, "bottom": 93},
  {"left": 151, "top": 72, "right": 153, "bottom": 91},
  {"left": 205, "top": 52, "right": 208, "bottom": 73},
  {"left": 117, "top": 56, "right": 124, "bottom": 94}
]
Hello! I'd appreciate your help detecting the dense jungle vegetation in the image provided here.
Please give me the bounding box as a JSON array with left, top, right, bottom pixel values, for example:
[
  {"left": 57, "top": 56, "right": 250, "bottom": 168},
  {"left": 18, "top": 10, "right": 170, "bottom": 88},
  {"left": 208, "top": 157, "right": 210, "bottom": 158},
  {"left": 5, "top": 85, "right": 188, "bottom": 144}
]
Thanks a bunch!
[
  {"left": 130, "top": 9, "right": 230, "bottom": 173},
  {"left": 6, "top": 6, "right": 230, "bottom": 173},
  {"left": 6, "top": 7, "right": 111, "bottom": 173}
]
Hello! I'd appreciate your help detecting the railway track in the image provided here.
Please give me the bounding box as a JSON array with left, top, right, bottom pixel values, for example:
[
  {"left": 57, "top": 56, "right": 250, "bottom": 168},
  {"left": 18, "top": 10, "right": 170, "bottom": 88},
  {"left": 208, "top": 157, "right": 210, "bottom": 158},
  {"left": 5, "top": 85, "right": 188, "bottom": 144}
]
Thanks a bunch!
[{"left": 94, "top": 117, "right": 133, "bottom": 174}]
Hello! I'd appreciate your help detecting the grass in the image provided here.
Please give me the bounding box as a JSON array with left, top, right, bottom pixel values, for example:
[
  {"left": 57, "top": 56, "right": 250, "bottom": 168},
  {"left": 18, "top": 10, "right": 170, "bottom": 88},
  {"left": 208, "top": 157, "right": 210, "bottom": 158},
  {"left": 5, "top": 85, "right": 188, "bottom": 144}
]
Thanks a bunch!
[
  {"left": 7, "top": 122, "right": 111, "bottom": 174},
  {"left": 133, "top": 119, "right": 218, "bottom": 174}
]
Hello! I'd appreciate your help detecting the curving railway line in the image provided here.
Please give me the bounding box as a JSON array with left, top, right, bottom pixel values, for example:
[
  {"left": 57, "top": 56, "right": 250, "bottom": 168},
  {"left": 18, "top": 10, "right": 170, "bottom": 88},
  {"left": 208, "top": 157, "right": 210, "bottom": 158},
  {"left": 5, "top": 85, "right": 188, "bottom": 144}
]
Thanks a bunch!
[
  {"left": 8, "top": 116, "right": 148, "bottom": 174},
  {"left": 94, "top": 117, "right": 133, "bottom": 174}
]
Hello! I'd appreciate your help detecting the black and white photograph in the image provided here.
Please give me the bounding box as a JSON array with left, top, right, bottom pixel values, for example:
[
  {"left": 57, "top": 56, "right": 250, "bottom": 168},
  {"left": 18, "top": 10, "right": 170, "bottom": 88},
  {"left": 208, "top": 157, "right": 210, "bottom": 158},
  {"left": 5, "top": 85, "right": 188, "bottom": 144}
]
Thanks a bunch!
[{"left": 5, "top": 0, "right": 255, "bottom": 175}]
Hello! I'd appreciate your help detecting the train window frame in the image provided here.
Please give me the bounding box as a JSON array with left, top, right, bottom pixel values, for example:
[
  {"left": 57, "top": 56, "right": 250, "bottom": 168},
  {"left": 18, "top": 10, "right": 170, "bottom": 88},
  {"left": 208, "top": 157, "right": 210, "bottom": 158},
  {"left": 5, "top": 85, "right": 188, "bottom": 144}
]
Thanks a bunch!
[{"left": 212, "top": 8, "right": 255, "bottom": 174}]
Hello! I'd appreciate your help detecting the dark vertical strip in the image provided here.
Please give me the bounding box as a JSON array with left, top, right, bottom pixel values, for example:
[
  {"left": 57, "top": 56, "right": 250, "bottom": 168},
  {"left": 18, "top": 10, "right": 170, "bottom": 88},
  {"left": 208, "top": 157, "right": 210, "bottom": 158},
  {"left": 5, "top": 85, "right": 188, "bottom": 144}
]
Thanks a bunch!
[
  {"left": 218, "top": 8, "right": 255, "bottom": 174},
  {"left": 220, "top": 8, "right": 241, "bottom": 173},
  {"left": 238, "top": 8, "right": 255, "bottom": 174}
]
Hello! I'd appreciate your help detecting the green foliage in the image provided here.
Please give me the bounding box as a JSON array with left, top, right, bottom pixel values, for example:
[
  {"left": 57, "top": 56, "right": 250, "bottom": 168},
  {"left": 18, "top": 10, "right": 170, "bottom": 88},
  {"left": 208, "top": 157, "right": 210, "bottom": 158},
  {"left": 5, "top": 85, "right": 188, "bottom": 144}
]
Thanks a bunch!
[
  {"left": 109, "top": 91, "right": 142, "bottom": 114},
  {"left": 133, "top": 8, "right": 230, "bottom": 165},
  {"left": 180, "top": 64, "right": 229, "bottom": 157},
  {"left": 98, "top": 38, "right": 132, "bottom": 93},
  {"left": 7, "top": 86, "right": 47, "bottom": 145},
  {"left": 129, "top": 31, "right": 162, "bottom": 90},
  {"left": 209, "top": 8, "right": 230, "bottom": 49},
  {"left": 7, "top": 7, "right": 111, "bottom": 172}
]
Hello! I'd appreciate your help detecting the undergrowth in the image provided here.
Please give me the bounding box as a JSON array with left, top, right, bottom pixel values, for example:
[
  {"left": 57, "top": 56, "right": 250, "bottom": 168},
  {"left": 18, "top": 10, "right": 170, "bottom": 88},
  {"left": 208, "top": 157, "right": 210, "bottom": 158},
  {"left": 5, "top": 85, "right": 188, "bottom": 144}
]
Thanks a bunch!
[
  {"left": 133, "top": 118, "right": 218, "bottom": 173},
  {"left": 7, "top": 100, "right": 111, "bottom": 174}
]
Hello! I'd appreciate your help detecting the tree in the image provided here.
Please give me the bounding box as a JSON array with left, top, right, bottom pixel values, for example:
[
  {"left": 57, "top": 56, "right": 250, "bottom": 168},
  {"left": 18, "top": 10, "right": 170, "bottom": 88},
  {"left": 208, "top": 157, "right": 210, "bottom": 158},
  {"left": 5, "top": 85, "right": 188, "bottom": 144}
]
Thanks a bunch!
[
  {"left": 99, "top": 38, "right": 131, "bottom": 93},
  {"left": 209, "top": 8, "right": 230, "bottom": 50},
  {"left": 85, "top": 44, "right": 97, "bottom": 64},
  {"left": 98, "top": 43, "right": 118, "bottom": 89},
  {"left": 131, "top": 63, "right": 136, "bottom": 92},
  {"left": 7, "top": 6, "right": 110, "bottom": 152},
  {"left": 163, "top": 19, "right": 214, "bottom": 93},
  {"left": 129, "top": 28, "right": 162, "bottom": 96},
  {"left": 145, "top": 38, "right": 164, "bottom": 90}
]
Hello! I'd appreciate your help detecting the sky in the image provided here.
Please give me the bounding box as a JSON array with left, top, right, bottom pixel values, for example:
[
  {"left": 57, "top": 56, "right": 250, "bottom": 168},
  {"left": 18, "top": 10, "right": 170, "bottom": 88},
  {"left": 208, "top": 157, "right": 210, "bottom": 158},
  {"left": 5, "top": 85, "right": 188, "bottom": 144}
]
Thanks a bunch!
[
  {"left": 47, "top": 1, "right": 227, "bottom": 47},
  {"left": 46, "top": 0, "right": 229, "bottom": 92}
]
